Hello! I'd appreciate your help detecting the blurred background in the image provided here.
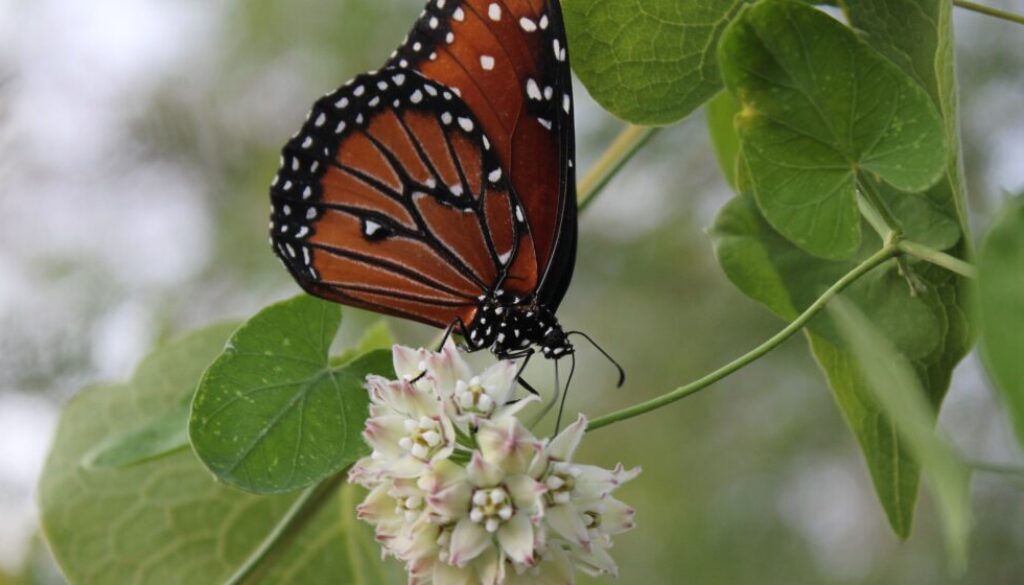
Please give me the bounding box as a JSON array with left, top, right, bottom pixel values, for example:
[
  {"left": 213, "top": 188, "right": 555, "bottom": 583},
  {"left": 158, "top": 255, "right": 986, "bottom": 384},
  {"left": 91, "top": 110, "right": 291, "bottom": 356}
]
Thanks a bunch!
[{"left": 2, "top": 0, "right": 1023, "bottom": 583}]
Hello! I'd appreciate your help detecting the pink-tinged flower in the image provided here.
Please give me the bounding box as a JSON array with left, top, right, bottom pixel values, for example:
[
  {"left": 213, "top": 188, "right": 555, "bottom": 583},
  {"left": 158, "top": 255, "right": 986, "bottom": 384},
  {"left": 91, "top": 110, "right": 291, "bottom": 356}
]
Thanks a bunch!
[
  {"left": 440, "top": 452, "right": 546, "bottom": 569},
  {"left": 357, "top": 376, "right": 456, "bottom": 479},
  {"left": 350, "top": 343, "right": 640, "bottom": 584},
  {"left": 528, "top": 415, "right": 640, "bottom": 578},
  {"left": 450, "top": 361, "right": 539, "bottom": 425}
]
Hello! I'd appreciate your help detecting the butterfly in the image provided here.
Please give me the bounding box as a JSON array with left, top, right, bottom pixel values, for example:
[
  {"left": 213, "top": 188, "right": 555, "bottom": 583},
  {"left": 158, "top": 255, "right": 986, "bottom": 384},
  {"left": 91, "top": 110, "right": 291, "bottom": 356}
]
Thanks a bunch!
[{"left": 269, "top": 0, "right": 606, "bottom": 372}]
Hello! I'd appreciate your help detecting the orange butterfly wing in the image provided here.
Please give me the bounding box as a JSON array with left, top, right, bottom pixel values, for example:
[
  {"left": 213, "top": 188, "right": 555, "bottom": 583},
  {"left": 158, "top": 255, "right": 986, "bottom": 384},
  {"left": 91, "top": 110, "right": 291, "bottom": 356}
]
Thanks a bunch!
[
  {"left": 389, "top": 0, "right": 577, "bottom": 306},
  {"left": 270, "top": 0, "right": 576, "bottom": 330}
]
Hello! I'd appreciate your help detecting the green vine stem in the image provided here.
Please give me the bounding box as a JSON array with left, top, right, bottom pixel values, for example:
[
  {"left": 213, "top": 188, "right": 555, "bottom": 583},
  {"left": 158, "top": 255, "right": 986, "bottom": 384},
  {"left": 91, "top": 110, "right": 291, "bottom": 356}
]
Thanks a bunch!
[
  {"left": 225, "top": 472, "right": 346, "bottom": 585},
  {"left": 587, "top": 245, "right": 900, "bottom": 432},
  {"left": 898, "top": 240, "right": 979, "bottom": 279},
  {"left": 577, "top": 125, "right": 660, "bottom": 210},
  {"left": 954, "top": 0, "right": 1024, "bottom": 26},
  {"left": 855, "top": 179, "right": 977, "bottom": 281}
]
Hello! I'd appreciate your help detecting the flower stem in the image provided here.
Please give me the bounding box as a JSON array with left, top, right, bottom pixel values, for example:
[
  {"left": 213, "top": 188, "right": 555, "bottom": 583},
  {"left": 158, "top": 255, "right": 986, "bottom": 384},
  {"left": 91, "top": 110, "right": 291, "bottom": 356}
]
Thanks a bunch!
[
  {"left": 577, "top": 125, "right": 660, "bottom": 211},
  {"left": 897, "top": 240, "right": 978, "bottom": 279},
  {"left": 587, "top": 245, "right": 899, "bottom": 432},
  {"left": 223, "top": 473, "right": 346, "bottom": 585},
  {"left": 954, "top": 0, "right": 1024, "bottom": 26}
]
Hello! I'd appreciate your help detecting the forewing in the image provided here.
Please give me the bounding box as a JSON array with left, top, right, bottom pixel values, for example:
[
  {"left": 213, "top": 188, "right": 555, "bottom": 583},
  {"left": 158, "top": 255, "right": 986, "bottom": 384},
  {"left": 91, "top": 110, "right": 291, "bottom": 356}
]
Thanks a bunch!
[
  {"left": 389, "top": 0, "right": 577, "bottom": 305},
  {"left": 270, "top": 70, "right": 534, "bottom": 329}
]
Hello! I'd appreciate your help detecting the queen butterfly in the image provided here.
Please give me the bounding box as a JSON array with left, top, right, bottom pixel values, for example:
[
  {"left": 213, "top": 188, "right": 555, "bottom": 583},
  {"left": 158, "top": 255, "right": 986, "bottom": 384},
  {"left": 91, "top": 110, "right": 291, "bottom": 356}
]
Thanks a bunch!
[{"left": 269, "top": 0, "right": 593, "bottom": 367}]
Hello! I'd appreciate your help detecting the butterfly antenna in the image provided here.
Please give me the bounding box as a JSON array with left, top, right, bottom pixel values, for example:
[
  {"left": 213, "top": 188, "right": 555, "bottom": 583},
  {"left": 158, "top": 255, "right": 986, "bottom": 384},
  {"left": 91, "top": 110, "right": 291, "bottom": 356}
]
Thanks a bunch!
[
  {"left": 554, "top": 352, "right": 577, "bottom": 434},
  {"left": 567, "top": 331, "right": 626, "bottom": 387},
  {"left": 527, "top": 374, "right": 560, "bottom": 429}
]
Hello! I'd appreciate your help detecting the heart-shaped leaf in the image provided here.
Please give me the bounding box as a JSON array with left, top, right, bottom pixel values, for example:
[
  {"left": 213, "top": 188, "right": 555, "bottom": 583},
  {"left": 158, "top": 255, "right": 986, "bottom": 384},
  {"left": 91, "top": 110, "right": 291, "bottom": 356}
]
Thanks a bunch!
[
  {"left": 39, "top": 323, "right": 402, "bottom": 583},
  {"left": 190, "top": 295, "right": 392, "bottom": 494},
  {"left": 718, "top": 0, "right": 947, "bottom": 259},
  {"left": 563, "top": 0, "right": 748, "bottom": 125}
]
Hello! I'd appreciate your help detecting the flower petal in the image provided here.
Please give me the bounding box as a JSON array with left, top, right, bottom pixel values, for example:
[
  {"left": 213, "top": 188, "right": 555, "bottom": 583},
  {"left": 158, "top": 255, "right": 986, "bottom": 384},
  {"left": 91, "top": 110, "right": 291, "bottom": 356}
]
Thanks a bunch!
[
  {"left": 546, "top": 414, "right": 587, "bottom": 461},
  {"left": 506, "top": 474, "right": 546, "bottom": 514},
  {"left": 355, "top": 483, "right": 395, "bottom": 523},
  {"left": 477, "top": 417, "right": 539, "bottom": 474},
  {"left": 432, "top": 562, "right": 477, "bottom": 585},
  {"left": 595, "top": 496, "right": 638, "bottom": 535},
  {"left": 473, "top": 548, "right": 505, "bottom": 585},
  {"left": 571, "top": 541, "right": 619, "bottom": 577},
  {"left": 574, "top": 463, "right": 641, "bottom": 499},
  {"left": 362, "top": 415, "right": 408, "bottom": 457},
  {"left": 418, "top": 459, "right": 466, "bottom": 494},
  {"left": 375, "top": 379, "right": 440, "bottom": 417},
  {"left": 449, "top": 517, "right": 492, "bottom": 567},
  {"left": 426, "top": 339, "right": 473, "bottom": 397},
  {"left": 478, "top": 360, "right": 518, "bottom": 402},
  {"left": 467, "top": 451, "right": 505, "bottom": 488},
  {"left": 506, "top": 546, "right": 575, "bottom": 585},
  {"left": 392, "top": 344, "right": 428, "bottom": 380},
  {"left": 497, "top": 512, "right": 536, "bottom": 566},
  {"left": 492, "top": 394, "right": 541, "bottom": 421},
  {"left": 426, "top": 480, "right": 472, "bottom": 522},
  {"left": 545, "top": 503, "right": 590, "bottom": 548}
]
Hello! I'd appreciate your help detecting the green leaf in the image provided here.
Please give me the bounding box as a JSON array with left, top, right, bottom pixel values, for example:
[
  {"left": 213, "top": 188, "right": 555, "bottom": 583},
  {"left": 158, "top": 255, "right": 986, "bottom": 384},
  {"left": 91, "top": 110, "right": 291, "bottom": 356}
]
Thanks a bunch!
[
  {"left": 562, "top": 0, "right": 748, "bottom": 125},
  {"left": 83, "top": 404, "right": 191, "bottom": 468},
  {"left": 39, "top": 324, "right": 401, "bottom": 584},
  {"left": 831, "top": 298, "right": 971, "bottom": 571},
  {"left": 979, "top": 196, "right": 1024, "bottom": 447},
  {"left": 842, "top": 0, "right": 970, "bottom": 241},
  {"left": 355, "top": 320, "right": 394, "bottom": 354},
  {"left": 707, "top": 92, "right": 743, "bottom": 190},
  {"left": 333, "top": 320, "right": 396, "bottom": 367},
  {"left": 717, "top": 0, "right": 947, "bottom": 259},
  {"left": 190, "top": 295, "right": 392, "bottom": 494},
  {"left": 711, "top": 194, "right": 970, "bottom": 537}
]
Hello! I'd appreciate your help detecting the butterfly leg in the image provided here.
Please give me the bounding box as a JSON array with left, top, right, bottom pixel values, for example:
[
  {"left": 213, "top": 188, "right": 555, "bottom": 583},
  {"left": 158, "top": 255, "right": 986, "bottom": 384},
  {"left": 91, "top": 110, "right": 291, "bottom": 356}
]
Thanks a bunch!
[
  {"left": 434, "top": 319, "right": 467, "bottom": 352},
  {"left": 495, "top": 348, "right": 539, "bottom": 396}
]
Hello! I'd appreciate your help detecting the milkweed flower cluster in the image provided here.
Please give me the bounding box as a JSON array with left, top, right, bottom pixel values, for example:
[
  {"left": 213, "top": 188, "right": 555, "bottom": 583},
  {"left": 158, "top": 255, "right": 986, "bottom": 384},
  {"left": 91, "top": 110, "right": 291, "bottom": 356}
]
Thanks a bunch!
[{"left": 349, "top": 341, "right": 640, "bottom": 585}]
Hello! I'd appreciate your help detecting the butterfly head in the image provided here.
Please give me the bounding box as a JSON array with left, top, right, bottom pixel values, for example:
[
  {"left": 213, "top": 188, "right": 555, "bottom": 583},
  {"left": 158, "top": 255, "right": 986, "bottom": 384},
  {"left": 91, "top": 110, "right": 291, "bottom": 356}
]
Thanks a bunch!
[
  {"left": 539, "top": 325, "right": 573, "bottom": 360},
  {"left": 466, "top": 291, "right": 573, "bottom": 360}
]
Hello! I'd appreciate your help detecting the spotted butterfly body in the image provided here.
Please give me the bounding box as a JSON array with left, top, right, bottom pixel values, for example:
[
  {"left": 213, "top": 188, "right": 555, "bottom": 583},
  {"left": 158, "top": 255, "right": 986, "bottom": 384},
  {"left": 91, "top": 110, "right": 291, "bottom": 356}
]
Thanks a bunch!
[{"left": 270, "top": 0, "right": 577, "bottom": 360}]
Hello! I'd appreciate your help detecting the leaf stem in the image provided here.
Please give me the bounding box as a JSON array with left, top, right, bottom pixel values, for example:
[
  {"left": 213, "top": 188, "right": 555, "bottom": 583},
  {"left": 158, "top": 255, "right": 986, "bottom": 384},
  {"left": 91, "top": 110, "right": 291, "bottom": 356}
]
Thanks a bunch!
[
  {"left": 224, "top": 473, "right": 346, "bottom": 585},
  {"left": 857, "top": 177, "right": 903, "bottom": 237},
  {"left": 587, "top": 245, "right": 899, "bottom": 432},
  {"left": 954, "top": 1, "right": 1024, "bottom": 26},
  {"left": 897, "top": 240, "right": 978, "bottom": 279},
  {"left": 577, "top": 125, "right": 660, "bottom": 210}
]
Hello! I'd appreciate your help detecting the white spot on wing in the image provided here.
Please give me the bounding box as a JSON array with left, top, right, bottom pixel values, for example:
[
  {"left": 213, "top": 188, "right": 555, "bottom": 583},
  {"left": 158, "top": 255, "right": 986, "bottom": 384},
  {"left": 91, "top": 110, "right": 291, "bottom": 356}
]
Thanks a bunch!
[{"left": 526, "top": 79, "right": 542, "bottom": 101}]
